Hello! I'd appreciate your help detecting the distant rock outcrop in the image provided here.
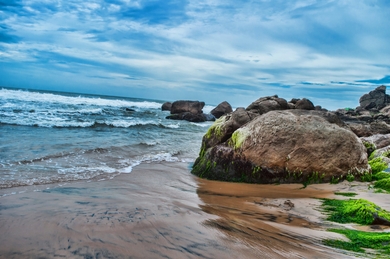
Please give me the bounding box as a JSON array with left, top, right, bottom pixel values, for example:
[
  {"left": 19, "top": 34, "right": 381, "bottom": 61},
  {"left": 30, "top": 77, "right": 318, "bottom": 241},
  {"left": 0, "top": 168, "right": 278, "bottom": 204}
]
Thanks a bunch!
[
  {"left": 333, "top": 85, "right": 390, "bottom": 137},
  {"left": 359, "top": 85, "right": 390, "bottom": 110},
  {"left": 165, "top": 100, "right": 215, "bottom": 122},
  {"left": 161, "top": 102, "right": 172, "bottom": 111},
  {"left": 210, "top": 101, "right": 233, "bottom": 119},
  {"left": 170, "top": 101, "right": 205, "bottom": 115}
]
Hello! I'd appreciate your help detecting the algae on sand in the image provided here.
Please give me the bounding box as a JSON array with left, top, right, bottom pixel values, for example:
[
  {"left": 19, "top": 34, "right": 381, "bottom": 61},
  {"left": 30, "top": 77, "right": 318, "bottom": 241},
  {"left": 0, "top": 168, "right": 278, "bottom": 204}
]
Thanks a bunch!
[
  {"left": 323, "top": 229, "right": 390, "bottom": 255},
  {"left": 321, "top": 198, "right": 390, "bottom": 225}
]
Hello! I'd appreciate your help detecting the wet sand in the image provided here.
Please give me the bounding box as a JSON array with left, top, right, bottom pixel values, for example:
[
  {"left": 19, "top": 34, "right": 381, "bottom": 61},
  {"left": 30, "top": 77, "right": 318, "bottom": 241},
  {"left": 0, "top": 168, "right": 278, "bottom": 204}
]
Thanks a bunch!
[{"left": 0, "top": 162, "right": 386, "bottom": 258}]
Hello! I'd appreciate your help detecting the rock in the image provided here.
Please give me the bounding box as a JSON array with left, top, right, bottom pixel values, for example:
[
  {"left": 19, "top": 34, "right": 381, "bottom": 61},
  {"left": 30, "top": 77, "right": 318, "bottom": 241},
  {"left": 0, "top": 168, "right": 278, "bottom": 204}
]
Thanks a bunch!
[
  {"left": 192, "top": 110, "right": 370, "bottom": 184},
  {"left": 210, "top": 101, "right": 233, "bottom": 119},
  {"left": 201, "top": 108, "right": 258, "bottom": 150},
  {"left": 295, "top": 98, "right": 315, "bottom": 110},
  {"left": 166, "top": 112, "right": 212, "bottom": 123},
  {"left": 361, "top": 134, "right": 390, "bottom": 149},
  {"left": 125, "top": 108, "right": 136, "bottom": 112},
  {"left": 359, "top": 85, "right": 389, "bottom": 110},
  {"left": 161, "top": 102, "right": 172, "bottom": 111},
  {"left": 246, "top": 95, "right": 289, "bottom": 115},
  {"left": 170, "top": 100, "right": 205, "bottom": 115},
  {"left": 287, "top": 103, "right": 295, "bottom": 109},
  {"left": 348, "top": 121, "right": 390, "bottom": 137}
]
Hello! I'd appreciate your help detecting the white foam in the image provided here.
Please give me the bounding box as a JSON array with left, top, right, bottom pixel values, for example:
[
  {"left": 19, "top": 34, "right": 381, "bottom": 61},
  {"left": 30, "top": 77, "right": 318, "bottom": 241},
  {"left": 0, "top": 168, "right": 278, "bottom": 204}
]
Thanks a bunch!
[
  {"left": 0, "top": 88, "right": 162, "bottom": 109},
  {"left": 203, "top": 105, "right": 215, "bottom": 114}
]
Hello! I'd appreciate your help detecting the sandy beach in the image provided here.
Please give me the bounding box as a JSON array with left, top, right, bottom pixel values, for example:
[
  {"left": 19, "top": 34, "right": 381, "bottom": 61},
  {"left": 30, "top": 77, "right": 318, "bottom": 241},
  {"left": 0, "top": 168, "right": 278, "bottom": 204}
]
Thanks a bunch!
[{"left": 1, "top": 162, "right": 388, "bottom": 259}]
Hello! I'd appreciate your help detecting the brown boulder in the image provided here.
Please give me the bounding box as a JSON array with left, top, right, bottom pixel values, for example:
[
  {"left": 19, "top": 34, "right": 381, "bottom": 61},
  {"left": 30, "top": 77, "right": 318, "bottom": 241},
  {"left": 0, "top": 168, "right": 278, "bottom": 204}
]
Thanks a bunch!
[
  {"left": 161, "top": 102, "right": 172, "bottom": 111},
  {"left": 210, "top": 101, "right": 233, "bottom": 119},
  {"left": 193, "top": 110, "right": 370, "bottom": 184},
  {"left": 361, "top": 134, "right": 390, "bottom": 150},
  {"left": 170, "top": 100, "right": 205, "bottom": 115},
  {"left": 348, "top": 121, "right": 390, "bottom": 137},
  {"left": 201, "top": 108, "right": 258, "bottom": 150},
  {"left": 359, "top": 85, "right": 389, "bottom": 110},
  {"left": 246, "top": 95, "right": 289, "bottom": 115},
  {"left": 295, "top": 98, "right": 315, "bottom": 110}
]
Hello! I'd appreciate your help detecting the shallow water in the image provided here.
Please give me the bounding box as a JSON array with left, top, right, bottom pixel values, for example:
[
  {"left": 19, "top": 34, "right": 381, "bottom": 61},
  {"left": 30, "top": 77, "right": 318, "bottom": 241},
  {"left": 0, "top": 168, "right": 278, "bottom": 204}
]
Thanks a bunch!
[
  {"left": 0, "top": 162, "right": 361, "bottom": 259},
  {"left": 0, "top": 88, "right": 213, "bottom": 189}
]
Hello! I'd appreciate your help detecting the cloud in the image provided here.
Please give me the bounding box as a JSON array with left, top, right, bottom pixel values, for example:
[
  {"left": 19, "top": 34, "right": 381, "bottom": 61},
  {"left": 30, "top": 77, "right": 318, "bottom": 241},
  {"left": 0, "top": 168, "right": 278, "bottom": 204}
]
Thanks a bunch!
[
  {"left": 0, "top": 0, "right": 390, "bottom": 110},
  {"left": 357, "top": 75, "right": 390, "bottom": 85}
]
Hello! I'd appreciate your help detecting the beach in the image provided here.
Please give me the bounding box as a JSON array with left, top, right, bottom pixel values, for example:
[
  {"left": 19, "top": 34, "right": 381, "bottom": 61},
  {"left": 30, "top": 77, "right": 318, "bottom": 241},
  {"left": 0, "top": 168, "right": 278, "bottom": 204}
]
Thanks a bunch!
[
  {"left": 2, "top": 161, "right": 384, "bottom": 259},
  {"left": 1, "top": 88, "right": 389, "bottom": 258}
]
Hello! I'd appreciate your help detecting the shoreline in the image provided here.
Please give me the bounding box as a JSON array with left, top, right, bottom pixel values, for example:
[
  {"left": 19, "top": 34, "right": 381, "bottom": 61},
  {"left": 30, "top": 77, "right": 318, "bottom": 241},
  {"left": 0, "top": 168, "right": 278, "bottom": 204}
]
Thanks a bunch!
[{"left": 0, "top": 161, "right": 384, "bottom": 258}]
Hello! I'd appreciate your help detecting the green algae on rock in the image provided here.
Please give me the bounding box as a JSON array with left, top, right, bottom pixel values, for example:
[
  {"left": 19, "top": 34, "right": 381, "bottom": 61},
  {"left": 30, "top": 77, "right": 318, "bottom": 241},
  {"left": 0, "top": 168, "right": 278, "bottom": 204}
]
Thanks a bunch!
[{"left": 192, "top": 109, "right": 371, "bottom": 184}]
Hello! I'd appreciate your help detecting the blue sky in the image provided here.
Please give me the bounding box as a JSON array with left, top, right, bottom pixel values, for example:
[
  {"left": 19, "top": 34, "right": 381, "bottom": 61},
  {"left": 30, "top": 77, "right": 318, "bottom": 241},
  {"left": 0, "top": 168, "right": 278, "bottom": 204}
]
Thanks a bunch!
[{"left": 1, "top": 0, "right": 390, "bottom": 110}]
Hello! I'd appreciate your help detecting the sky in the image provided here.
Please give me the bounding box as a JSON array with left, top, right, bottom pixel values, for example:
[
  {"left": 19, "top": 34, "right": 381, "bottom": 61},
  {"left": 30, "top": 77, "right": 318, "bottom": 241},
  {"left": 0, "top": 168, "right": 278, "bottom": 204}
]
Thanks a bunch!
[{"left": 1, "top": 0, "right": 390, "bottom": 110}]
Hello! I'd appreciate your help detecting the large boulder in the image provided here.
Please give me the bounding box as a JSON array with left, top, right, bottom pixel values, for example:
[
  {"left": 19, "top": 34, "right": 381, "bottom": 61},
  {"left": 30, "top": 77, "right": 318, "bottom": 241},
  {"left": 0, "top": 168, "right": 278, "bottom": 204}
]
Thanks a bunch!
[
  {"left": 166, "top": 112, "right": 212, "bottom": 123},
  {"left": 161, "top": 102, "right": 172, "bottom": 111},
  {"left": 192, "top": 110, "right": 370, "bottom": 184},
  {"left": 348, "top": 121, "right": 390, "bottom": 137},
  {"left": 246, "top": 95, "right": 289, "bottom": 115},
  {"left": 170, "top": 100, "right": 205, "bottom": 115},
  {"left": 210, "top": 101, "right": 233, "bottom": 119},
  {"left": 361, "top": 134, "right": 390, "bottom": 149},
  {"left": 359, "top": 85, "right": 389, "bottom": 110},
  {"left": 295, "top": 98, "right": 315, "bottom": 110},
  {"left": 201, "top": 108, "right": 258, "bottom": 150}
]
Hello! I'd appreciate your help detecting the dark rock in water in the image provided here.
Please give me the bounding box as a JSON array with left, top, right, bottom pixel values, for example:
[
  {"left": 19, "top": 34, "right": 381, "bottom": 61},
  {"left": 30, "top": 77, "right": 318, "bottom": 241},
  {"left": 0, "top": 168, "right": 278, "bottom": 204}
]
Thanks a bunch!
[
  {"left": 246, "top": 95, "right": 289, "bottom": 115},
  {"left": 165, "top": 100, "right": 212, "bottom": 123},
  {"left": 359, "top": 85, "right": 389, "bottom": 110},
  {"left": 295, "top": 98, "right": 315, "bottom": 110},
  {"left": 161, "top": 102, "right": 172, "bottom": 111},
  {"left": 125, "top": 108, "right": 136, "bottom": 112},
  {"left": 166, "top": 112, "right": 213, "bottom": 123},
  {"left": 192, "top": 110, "right": 369, "bottom": 184},
  {"left": 289, "top": 98, "right": 300, "bottom": 104},
  {"left": 170, "top": 101, "right": 205, "bottom": 115},
  {"left": 211, "top": 101, "right": 233, "bottom": 119}
]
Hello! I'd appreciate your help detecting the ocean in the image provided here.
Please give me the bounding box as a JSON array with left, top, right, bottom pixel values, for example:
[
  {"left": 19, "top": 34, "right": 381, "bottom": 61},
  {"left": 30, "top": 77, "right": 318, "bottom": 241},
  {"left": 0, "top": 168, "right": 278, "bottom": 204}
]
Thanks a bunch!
[{"left": 0, "top": 88, "right": 213, "bottom": 190}]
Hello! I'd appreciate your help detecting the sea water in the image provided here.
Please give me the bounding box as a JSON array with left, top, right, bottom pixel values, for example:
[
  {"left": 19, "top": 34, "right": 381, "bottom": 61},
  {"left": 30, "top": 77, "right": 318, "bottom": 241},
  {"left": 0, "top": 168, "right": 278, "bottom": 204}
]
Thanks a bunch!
[{"left": 0, "top": 88, "right": 213, "bottom": 189}]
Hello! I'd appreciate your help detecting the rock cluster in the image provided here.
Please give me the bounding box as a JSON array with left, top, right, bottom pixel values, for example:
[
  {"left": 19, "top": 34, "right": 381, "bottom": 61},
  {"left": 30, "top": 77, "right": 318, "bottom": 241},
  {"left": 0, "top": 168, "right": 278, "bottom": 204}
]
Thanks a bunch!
[
  {"left": 192, "top": 85, "right": 390, "bottom": 184},
  {"left": 162, "top": 100, "right": 232, "bottom": 122},
  {"left": 336, "top": 86, "right": 390, "bottom": 137}
]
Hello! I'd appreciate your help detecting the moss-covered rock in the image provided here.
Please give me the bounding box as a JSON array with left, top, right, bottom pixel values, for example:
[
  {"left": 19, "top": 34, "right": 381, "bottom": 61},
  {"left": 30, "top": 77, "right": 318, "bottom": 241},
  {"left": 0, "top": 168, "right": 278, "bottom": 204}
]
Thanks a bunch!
[{"left": 192, "top": 110, "right": 371, "bottom": 184}]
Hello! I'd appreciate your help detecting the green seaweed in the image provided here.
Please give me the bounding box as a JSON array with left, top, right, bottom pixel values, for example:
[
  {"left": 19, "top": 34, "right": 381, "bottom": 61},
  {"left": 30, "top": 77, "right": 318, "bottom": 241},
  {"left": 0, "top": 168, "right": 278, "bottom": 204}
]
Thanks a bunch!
[
  {"left": 368, "top": 157, "right": 388, "bottom": 174},
  {"left": 321, "top": 198, "right": 390, "bottom": 225},
  {"left": 302, "top": 171, "right": 325, "bottom": 188},
  {"left": 323, "top": 229, "right": 390, "bottom": 255},
  {"left": 229, "top": 128, "right": 248, "bottom": 150},
  {"left": 346, "top": 173, "right": 355, "bottom": 182},
  {"left": 205, "top": 116, "right": 226, "bottom": 139},
  {"left": 334, "top": 192, "right": 357, "bottom": 197},
  {"left": 363, "top": 141, "right": 376, "bottom": 158},
  {"left": 374, "top": 178, "right": 390, "bottom": 192},
  {"left": 359, "top": 171, "right": 372, "bottom": 182},
  {"left": 330, "top": 176, "right": 340, "bottom": 184},
  {"left": 373, "top": 171, "right": 390, "bottom": 181}
]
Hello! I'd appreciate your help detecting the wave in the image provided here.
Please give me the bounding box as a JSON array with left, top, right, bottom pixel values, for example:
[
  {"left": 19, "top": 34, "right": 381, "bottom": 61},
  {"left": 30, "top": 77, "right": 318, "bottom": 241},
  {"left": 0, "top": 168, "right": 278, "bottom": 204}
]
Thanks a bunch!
[
  {"left": 0, "top": 88, "right": 162, "bottom": 109},
  {"left": 0, "top": 117, "right": 183, "bottom": 129},
  {"left": 0, "top": 152, "right": 187, "bottom": 190}
]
